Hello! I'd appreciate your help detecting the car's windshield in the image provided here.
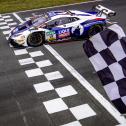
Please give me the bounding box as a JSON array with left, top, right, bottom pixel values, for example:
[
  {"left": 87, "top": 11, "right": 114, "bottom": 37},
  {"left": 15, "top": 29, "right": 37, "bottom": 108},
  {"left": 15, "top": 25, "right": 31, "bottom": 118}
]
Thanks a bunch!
[{"left": 32, "top": 13, "right": 50, "bottom": 27}]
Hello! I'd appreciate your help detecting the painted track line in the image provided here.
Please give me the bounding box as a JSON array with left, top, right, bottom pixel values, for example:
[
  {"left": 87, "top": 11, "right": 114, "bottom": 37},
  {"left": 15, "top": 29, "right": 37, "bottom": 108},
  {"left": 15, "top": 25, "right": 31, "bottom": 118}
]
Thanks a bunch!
[
  {"left": 13, "top": 12, "right": 126, "bottom": 125},
  {"left": 2, "top": 0, "right": 102, "bottom": 15}
]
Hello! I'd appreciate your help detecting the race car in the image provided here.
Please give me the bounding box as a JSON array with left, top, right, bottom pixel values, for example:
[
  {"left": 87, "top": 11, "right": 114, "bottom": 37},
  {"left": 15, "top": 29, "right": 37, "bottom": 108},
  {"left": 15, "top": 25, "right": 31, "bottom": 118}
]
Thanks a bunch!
[{"left": 9, "top": 5, "right": 116, "bottom": 47}]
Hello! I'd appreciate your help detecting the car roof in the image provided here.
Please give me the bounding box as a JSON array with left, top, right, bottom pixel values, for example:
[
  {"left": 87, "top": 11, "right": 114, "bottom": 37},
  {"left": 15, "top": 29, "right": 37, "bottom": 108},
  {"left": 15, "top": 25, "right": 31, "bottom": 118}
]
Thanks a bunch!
[{"left": 47, "top": 10, "right": 93, "bottom": 18}]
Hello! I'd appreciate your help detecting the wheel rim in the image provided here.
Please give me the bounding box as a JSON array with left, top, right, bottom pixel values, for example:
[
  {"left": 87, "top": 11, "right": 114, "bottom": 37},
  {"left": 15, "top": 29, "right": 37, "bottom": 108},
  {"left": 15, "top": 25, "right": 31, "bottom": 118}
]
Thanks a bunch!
[{"left": 28, "top": 33, "right": 43, "bottom": 46}]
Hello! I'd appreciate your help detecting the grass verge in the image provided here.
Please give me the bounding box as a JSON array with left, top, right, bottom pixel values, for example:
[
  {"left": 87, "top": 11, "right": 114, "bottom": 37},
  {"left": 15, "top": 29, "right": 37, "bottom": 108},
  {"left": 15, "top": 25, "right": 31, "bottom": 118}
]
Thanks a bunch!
[{"left": 0, "top": 0, "right": 89, "bottom": 14}]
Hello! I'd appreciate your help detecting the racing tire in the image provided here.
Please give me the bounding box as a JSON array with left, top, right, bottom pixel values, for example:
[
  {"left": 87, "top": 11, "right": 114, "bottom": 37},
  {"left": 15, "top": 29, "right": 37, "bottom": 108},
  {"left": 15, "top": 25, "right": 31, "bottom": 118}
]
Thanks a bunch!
[
  {"left": 88, "top": 24, "right": 103, "bottom": 38},
  {"left": 27, "top": 32, "right": 44, "bottom": 47}
]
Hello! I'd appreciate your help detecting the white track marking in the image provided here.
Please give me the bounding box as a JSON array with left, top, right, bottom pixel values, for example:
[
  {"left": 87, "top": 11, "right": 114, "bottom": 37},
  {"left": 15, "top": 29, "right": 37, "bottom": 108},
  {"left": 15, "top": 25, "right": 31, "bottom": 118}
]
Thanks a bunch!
[
  {"left": 25, "top": 68, "right": 43, "bottom": 77},
  {"left": 70, "top": 104, "right": 96, "bottom": 120},
  {"left": 34, "top": 82, "right": 54, "bottom": 93},
  {"left": 0, "top": 26, "right": 10, "bottom": 30},
  {"left": 13, "top": 13, "right": 24, "bottom": 23},
  {"left": 0, "top": 22, "right": 7, "bottom": 25},
  {"left": 55, "top": 85, "right": 77, "bottom": 98},
  {"left": 36, "top": 60, "right": 52, "bottom": 68},
  {"left": 9, "top": 43, "right": 13, "bottom": 47},
  {"left": 0, "top": 18, "right": 4, "bottom": 21},
  {"left": 8, "top": 22, "right": 17, "bottom": 26},
  {"left": 29, "top": 51, "right": 44, "bottom": 57},
  {"left": 61, "top": 121, "right": 82, "bottom": 126},
  {"left": 2, "top": 15, "right": 11, "bottom": 19},
  {"left": 43, "top": 98, "right": 68, "bottom": 114},
  {"left": 18, "top": 58, "right": 35, "bottom": 65},
  {"left": 14, "top": 49, "right": 28, "bottom": 55},
  {"left": 5, "top": 19, "right": 13, "bottom": 22},
  {"left": 45, "top": 71, "right": 63, "bottom": 81},
  {"left": 13, "top": 9, "right": 126, "bottom": 125},
  {"left": 9, "top": 0, "right": 102, "bottom": 14},
  {"left": 3, "top": 30, "right": 11, "bottom": 35}
]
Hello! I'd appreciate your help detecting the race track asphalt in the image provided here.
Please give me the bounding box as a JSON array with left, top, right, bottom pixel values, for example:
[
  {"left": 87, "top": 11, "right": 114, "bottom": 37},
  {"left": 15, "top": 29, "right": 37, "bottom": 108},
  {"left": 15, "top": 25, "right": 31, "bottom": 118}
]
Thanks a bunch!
[{"left": 0, "top": 0, "right": 126, "bottom": 126}]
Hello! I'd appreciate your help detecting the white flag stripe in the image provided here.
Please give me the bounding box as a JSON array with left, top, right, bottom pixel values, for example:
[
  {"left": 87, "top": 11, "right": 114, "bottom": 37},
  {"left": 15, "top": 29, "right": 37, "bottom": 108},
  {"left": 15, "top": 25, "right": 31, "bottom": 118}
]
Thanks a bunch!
[
  {"left": 104, "top": 82, "right": 120, "bottom": 100},
  {"left": 116, "top": 124, "right": 126, "bottom": 126},
  {"left": 109, "top": 24, "right": 126, "bottom": 39}
]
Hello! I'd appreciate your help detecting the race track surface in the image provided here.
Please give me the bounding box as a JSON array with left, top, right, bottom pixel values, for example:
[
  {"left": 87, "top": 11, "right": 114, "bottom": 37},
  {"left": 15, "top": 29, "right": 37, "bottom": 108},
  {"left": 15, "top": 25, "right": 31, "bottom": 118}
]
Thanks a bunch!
[{"left": 0, "top": 0, "right": 126, "bottom": 126}]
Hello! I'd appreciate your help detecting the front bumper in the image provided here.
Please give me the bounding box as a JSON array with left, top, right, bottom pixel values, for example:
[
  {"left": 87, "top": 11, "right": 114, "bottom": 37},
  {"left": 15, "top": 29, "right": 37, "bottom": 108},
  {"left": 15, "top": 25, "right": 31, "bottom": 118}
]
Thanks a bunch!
[{"left": 9, "top": 38, "right": 25, "bottom": 47}]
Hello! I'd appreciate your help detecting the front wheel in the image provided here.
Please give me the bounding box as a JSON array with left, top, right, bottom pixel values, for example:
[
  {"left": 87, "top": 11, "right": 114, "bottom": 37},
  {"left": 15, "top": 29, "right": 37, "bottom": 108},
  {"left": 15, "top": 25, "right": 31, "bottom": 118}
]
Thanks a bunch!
[
  {"left": 27, "top": 32, "right": 44, "bottom": 47},
  {"left": 88, "top": 25, "right": 103, "bottom": 38}
]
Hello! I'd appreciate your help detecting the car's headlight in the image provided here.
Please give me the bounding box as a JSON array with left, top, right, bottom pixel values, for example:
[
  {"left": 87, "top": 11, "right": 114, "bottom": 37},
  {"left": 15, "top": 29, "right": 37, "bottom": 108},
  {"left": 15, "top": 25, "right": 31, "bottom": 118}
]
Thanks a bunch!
[
  {"left": 16, "top": 35, "right": 25, "bottom": 44},
  {"left": 17, "top": 35, "right": 25, "bottom": 40}
]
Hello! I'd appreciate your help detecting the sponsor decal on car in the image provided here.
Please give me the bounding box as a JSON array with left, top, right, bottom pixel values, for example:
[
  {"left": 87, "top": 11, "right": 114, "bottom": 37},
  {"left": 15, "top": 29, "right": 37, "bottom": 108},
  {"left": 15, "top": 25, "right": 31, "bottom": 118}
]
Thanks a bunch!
[
  {"left": 58, "top": 29, "right": 70, "bottom": 39},
  {"left": 46, "top": 31, "right": 56, "bottom": 42},
  {"left": 71, "top": 25, "right": 84, "bottom": 36}
]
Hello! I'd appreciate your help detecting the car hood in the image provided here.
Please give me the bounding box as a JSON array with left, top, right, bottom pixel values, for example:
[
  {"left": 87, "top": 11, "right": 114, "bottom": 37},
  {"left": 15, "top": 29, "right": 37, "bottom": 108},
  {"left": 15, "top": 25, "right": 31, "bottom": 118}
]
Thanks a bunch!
[{"left": 11, "top": 16, "right": 47, "bottom": 35}]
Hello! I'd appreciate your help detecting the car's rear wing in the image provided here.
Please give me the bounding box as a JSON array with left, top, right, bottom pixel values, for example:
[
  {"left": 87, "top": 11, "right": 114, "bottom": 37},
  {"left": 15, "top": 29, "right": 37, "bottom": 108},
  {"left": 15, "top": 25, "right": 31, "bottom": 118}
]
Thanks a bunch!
[{"left": 94, "top": 5, "right": 116, "bottom": 17}]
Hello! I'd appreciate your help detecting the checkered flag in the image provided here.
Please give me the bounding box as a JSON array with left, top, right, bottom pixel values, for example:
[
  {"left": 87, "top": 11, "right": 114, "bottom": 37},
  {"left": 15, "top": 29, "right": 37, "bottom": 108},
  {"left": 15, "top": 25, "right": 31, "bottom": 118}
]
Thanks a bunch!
[{"left": 83, "top": 24, "right": 126, "bottom": 114}]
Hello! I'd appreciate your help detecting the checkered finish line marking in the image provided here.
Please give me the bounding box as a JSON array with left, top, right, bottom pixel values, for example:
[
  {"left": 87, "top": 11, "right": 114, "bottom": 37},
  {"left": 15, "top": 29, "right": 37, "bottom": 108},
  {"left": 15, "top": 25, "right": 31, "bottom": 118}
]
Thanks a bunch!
[
  {"left": 0, "top": 14, "right": 17, "bottom": 40},
  {"left": 0, "top": 14, "right": 98, "bottom": 125},
  {"left": 13, "top": 49, "right": 97, "bottom": 125},
  {"left": 14, "top": 47, "right": 97, "bottom": 125}
]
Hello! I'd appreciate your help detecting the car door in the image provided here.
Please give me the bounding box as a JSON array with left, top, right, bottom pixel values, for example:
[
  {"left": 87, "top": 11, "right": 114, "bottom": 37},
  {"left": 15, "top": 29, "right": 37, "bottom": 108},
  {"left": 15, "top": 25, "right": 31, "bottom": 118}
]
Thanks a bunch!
[
  {"left": 58, "top": 17, "right": 84, "bottom": 37},
  {"left": 45, "top": 17, "right": 71, "bottom": 41}
]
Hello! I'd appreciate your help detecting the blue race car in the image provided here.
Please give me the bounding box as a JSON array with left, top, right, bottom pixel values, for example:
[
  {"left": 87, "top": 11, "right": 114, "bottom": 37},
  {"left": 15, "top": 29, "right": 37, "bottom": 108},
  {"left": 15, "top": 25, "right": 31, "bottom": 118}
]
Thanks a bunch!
[{"left": 9, "top": 5, "right": 116, "bottom": 47}]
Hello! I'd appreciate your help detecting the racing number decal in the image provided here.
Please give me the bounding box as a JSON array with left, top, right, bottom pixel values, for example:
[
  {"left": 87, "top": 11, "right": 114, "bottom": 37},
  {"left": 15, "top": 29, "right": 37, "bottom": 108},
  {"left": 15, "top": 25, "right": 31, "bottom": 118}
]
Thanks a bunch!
[{"left": 71, "top": 24, "right": 84, "bottom": 36}]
